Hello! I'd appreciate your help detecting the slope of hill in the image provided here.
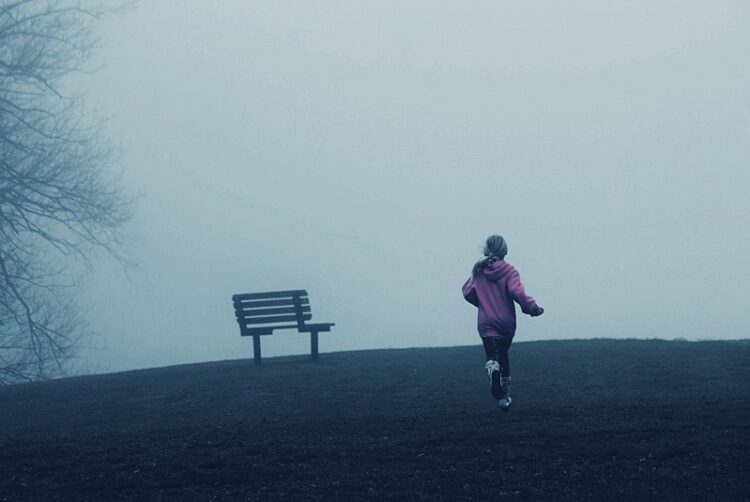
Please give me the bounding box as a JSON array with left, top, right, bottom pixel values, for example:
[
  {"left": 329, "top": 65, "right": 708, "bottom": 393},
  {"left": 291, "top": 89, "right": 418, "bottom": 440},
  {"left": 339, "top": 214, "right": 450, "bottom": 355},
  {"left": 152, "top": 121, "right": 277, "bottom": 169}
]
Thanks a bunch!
[{"left": 1, "top": 339, "right": 749, "bottom": 501}]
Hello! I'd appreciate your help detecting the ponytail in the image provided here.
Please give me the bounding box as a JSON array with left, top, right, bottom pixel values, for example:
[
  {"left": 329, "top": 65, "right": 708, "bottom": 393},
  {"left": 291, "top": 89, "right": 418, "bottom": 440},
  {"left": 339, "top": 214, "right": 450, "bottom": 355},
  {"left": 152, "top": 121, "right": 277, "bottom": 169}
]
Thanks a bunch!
[
  {"left": 472, "top": 255, "right": 499, "bottom": 277},
  {"left": 471, "top": 235, "right": 508, "bottom": 277}
]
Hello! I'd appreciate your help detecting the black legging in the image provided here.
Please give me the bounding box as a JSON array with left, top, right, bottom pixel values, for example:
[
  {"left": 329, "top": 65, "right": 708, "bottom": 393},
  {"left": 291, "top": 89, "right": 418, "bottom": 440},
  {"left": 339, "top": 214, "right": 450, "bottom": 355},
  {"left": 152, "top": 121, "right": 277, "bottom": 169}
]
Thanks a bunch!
[{"left": 482, "top": 336, "right": 512, "bottom": 377}]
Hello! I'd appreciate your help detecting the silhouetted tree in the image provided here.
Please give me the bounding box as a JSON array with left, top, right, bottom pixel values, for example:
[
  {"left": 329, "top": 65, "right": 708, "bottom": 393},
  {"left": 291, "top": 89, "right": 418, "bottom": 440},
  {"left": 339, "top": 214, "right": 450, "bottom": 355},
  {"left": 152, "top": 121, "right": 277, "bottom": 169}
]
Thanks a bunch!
[{"left": 0, "top": 0, "right": 130, "bottom": 383}]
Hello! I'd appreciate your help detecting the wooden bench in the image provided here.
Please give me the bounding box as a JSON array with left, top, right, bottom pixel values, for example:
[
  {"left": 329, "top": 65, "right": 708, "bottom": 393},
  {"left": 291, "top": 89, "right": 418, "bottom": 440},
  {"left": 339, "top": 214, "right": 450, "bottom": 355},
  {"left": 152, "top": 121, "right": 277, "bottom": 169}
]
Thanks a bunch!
[{"left": 231, "top": 289, "right": 335, "bottom": 365}]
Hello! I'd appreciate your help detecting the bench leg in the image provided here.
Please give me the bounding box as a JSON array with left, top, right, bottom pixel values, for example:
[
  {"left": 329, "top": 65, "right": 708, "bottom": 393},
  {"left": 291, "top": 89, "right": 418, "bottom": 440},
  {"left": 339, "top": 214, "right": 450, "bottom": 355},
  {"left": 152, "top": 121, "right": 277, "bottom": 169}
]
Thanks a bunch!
[
  {"left": 310, "top": 331, "right": 319, "bottom": 361},
  {"left": 253, "top": 334, "right": 262, "bottom": 365}
]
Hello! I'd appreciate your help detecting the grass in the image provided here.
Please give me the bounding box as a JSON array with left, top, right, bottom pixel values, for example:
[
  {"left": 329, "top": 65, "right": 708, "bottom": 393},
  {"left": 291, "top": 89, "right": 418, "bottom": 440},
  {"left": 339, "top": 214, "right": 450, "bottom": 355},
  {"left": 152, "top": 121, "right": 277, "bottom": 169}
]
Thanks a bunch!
[{"left": 1, "top": 339, "right": 749, "bottom": 501}]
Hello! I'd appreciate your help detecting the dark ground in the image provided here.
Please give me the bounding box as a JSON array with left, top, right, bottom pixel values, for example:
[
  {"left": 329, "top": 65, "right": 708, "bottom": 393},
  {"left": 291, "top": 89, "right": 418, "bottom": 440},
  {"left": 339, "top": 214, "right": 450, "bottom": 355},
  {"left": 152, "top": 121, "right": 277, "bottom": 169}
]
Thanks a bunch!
[{"left": 1, "top": 339, "right": 749, "bottom": 501}]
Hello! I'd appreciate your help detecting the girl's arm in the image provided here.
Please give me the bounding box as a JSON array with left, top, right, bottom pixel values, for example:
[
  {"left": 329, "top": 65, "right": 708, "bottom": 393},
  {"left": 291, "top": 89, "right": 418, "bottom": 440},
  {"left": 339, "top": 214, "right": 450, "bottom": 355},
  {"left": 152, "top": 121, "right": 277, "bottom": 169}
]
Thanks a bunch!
[
  {"left": 462, "top": 277, "right": 479, "bottom": 307},
  {"left": 508, "top": 270, "right": 543, "bottom": 316}
]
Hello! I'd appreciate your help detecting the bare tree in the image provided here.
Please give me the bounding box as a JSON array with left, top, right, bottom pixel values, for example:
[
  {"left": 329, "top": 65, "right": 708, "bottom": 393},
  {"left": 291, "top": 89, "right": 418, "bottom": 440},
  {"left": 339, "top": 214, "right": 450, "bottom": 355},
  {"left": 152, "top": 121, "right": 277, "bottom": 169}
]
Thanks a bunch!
[{"left": 0, "top": 0, "right": 130, "bottom": 383}]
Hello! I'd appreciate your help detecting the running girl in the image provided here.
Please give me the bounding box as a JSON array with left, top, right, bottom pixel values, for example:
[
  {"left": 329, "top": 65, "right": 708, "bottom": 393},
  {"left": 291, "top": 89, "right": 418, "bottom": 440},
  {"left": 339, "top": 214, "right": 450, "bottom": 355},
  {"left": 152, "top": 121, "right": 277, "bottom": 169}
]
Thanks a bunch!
[{"left": 462, "top": 235, "right": 544, "bottom": 411}]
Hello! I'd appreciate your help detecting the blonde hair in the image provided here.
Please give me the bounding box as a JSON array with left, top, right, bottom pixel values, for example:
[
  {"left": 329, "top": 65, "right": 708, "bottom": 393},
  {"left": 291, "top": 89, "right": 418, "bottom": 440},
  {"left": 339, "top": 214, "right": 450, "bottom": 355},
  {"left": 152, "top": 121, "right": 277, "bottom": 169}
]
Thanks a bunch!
[{"left": 472, "top": 235, "right": 508, "bottom": 277}]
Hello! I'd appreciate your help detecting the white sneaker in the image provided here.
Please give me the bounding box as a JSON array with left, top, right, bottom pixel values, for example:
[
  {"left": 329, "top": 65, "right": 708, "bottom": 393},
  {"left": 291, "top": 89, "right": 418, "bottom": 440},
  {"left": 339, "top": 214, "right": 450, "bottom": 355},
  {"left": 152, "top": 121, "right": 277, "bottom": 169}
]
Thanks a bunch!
[
  {"left": 498, "top": 396, "right": 512, "bottom": 412},
  {"left": 485, "top": 360, "right": 502, "bottom": 399},
  {"left": 498, "top": 376, "right": 512, "bottom": 412}
]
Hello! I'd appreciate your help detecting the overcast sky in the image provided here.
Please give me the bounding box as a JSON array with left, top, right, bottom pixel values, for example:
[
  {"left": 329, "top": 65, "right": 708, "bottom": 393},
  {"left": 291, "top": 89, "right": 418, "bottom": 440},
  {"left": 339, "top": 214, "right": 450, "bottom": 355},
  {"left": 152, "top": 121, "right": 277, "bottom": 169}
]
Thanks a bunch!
[{"left": 76, "top": 1, "right": 750, "bottom": 373}]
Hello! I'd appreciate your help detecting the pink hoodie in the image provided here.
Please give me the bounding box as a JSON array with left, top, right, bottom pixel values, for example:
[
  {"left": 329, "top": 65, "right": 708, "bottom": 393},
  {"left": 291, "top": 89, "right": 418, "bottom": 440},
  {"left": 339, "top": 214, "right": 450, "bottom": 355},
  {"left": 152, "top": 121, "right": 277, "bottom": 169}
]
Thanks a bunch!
[{"left": 462, "top": 260, "right": 542, "bottom": 339}]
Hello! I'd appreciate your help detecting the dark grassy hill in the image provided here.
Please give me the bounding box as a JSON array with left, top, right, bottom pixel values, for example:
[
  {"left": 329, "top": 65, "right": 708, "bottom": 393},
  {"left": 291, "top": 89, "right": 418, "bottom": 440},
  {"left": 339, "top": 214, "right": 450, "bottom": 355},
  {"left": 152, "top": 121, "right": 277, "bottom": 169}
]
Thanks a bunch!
[{"left": 1, "top": 339, "right": 749, "bottom": 501}]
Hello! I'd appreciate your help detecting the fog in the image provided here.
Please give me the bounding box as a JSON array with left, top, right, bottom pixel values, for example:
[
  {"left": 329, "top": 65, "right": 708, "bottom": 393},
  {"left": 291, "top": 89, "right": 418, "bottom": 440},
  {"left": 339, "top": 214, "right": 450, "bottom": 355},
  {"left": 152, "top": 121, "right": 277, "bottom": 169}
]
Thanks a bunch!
[{"left": 77, "top": 1, "right": 750, "bottom": 373}]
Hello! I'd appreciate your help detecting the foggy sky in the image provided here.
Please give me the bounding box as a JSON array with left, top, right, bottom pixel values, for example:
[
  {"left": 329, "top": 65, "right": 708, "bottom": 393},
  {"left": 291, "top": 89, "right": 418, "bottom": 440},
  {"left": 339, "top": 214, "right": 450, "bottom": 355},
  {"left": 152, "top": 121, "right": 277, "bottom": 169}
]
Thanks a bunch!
[{"left": 77, "top": 1, "right": 750, "bottom": 373}]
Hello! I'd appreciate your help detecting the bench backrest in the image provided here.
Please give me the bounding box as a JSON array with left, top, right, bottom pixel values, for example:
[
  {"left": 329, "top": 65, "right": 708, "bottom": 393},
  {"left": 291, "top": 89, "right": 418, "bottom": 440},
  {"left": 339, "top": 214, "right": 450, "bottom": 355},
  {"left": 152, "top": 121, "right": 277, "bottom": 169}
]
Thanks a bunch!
[{"left": 232, "top": 290, "right": 312, "bottom": 334}]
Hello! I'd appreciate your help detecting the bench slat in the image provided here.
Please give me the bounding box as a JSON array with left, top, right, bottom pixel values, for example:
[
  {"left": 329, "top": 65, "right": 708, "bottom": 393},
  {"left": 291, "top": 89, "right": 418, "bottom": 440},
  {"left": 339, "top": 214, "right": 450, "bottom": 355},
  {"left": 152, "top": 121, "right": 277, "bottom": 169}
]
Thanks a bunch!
[
  {"left": 241, "top": 325, "right": 299, "bottom": 335},
  {"left": 232, "top": 290, "right": 307, "bottom": 301},
  {"left": 242, "top": 314, "right": 312, "bottom": 325},
  {"left": 236, "top": 306, "right": 312, "bottom": 318},
  {"left": 233, "top": 298, "right": 307, "bottom": 309}
]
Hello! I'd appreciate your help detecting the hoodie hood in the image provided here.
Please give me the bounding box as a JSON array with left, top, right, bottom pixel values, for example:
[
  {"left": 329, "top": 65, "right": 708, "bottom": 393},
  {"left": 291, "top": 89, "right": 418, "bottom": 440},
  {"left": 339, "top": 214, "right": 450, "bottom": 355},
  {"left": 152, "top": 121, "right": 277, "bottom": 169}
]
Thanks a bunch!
[{"left": 482, "top": 259, "right": 514, "bottom": 282}]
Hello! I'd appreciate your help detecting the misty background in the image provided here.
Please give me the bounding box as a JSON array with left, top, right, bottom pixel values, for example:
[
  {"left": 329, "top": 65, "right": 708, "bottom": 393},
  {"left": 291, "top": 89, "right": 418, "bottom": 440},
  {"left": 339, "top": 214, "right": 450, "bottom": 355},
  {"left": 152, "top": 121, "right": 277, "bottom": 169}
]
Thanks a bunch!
[{"left": 76, "top": 1, "right": 750, "bottom": 373}]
